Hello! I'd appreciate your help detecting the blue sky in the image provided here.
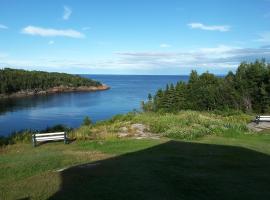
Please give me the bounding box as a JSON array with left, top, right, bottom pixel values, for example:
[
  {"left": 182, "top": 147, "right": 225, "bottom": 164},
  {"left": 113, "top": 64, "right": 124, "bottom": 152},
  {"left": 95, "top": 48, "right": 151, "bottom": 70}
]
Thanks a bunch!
[{"left": 0, "top": 0, "right": 270, "bottom": 74}]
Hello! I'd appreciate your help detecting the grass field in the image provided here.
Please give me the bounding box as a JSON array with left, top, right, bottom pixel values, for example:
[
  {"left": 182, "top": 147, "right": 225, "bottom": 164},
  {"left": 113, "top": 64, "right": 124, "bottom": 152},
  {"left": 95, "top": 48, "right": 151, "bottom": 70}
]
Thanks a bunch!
[
  {"left": 1, "top": 133, "right": 270, "bottom": 200},
  {"left": 1, "top": 111, "right": 270, "bottom": 199}
]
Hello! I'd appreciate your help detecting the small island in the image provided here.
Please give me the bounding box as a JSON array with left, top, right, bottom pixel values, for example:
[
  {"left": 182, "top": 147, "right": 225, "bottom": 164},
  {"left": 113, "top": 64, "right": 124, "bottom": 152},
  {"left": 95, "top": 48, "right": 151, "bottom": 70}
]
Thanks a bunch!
[{"left": 0, "top": 68, "right": 109, "bottom": 98}]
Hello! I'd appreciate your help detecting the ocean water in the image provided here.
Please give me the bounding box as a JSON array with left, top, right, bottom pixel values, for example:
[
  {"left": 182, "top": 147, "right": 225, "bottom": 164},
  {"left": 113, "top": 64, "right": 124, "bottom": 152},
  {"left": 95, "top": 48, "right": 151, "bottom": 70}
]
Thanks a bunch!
[{"left": 0, "top": 75, "right": 188, "bottom": 136}]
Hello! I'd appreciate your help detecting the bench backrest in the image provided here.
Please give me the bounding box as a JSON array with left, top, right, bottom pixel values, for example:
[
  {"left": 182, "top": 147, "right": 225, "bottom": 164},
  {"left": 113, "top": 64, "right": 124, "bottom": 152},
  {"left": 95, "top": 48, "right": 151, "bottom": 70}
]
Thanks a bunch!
[
  {"left": 32, "top": 132, "right": 67, "bottom": 146},
  {"left": 34, "top": 132, "right": 65, "bottom": 142},
  {"left": 256, "top": 116, "right": 270, "bottom": 122}
]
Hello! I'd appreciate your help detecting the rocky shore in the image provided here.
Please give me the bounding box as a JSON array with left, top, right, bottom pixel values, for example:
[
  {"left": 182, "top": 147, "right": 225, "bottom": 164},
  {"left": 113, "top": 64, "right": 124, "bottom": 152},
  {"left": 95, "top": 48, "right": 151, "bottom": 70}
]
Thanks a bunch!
[{"left": 0, "top": 84, "right": 110, "bottom": 99}]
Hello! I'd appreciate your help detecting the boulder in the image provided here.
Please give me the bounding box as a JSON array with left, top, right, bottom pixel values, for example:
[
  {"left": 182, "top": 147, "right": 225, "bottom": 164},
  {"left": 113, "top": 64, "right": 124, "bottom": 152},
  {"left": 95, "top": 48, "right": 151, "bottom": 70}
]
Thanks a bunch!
[
  {"left": 118, "top": 123, "right": 160, "bottom": 139},
  {"left": 247, "top": 122, "right": 270, "bottom": 132}
]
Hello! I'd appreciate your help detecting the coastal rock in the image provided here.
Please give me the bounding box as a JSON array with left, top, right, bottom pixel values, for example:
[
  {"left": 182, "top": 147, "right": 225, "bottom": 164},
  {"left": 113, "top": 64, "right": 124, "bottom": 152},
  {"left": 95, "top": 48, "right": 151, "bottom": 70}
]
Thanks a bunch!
[
  {"left": 118, "top": 123, "right": 160, "bottom": 139},
  {"left": 119, "top": 127, "right": 128, "bottom": 133},
  {"left": 247, "top": 122, "right": 270, "bottom": 132},
  {"left": 131, "top": 123, "right": 147, "bottom": 133},
  {"left": 118, "top": 132, "right": 129, "bottom": 138},
  {"left": 117, "top": 126, "right": 129, "bottom": 138},
  {"left": 0, "top": 84, "right": 110, "bottom": 99}
]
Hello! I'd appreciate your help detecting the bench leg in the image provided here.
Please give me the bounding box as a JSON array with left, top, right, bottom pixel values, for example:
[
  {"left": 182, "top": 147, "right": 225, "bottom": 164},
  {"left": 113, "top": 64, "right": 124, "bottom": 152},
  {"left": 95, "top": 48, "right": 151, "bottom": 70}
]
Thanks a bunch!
[
  {"left": 255, "top": 116, "right": 259, "bottom": 124},
  {"left": 64, "top": 132, "right": 68, "bottom": 144},
  {"left": 32, "top": 135, "right": 36, "bottom": 147}
]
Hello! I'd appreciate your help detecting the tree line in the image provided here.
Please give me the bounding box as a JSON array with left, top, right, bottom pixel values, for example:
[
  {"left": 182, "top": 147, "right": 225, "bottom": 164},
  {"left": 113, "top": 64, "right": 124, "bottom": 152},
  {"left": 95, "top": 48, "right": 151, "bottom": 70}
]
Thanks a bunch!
[
  {"left": 0, "top": 68, "right": 101, "bottom": 94},
  {"left": 142, "top": 60, "right": 270, "bottom": 114}
]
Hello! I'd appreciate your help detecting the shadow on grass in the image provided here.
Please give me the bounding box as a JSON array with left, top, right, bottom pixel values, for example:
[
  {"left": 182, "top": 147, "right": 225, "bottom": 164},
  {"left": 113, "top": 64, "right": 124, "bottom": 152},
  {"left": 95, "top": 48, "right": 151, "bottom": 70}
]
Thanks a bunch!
[{"left": 49, "top": 141, "right": 270, "bottom": 200}]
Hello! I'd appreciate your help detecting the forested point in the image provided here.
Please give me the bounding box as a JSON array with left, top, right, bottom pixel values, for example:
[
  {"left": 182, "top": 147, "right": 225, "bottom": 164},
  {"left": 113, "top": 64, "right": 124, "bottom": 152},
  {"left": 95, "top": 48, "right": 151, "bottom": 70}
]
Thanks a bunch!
[
  {"left": 0, "top": 68, "right": 102, "bottom": 94},
  {"left": 142, "top": 60, "right": 270, "bottom": 113}
]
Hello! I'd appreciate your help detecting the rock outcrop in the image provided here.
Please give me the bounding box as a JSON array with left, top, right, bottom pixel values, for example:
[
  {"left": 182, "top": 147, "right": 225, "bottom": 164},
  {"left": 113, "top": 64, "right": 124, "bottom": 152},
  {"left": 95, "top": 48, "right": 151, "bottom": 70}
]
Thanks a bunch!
[
  {"left": 247, "top": 122, "right": 270, "bottom": 132},
  {"left": 0, "top": 84, "right": 110, "bottom": 99},
  {"left": 118, "top": 123, "right": 160, "bottom": 139}
]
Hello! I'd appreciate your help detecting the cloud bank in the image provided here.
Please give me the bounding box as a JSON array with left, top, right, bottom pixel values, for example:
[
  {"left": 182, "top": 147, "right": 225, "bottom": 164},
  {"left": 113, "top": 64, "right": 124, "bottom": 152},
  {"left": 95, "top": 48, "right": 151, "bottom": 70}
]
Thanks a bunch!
[{"left": 2, "top": 45, "right": 270, "bottom": 74}]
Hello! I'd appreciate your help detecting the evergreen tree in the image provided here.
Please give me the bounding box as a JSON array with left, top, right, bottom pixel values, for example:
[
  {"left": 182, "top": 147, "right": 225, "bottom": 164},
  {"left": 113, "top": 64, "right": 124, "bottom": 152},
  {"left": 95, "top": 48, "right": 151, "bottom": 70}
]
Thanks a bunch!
[
  {"left": 0, "top": 68, "right": 102, "bottom": 94},
  {"left": 144, "top": 59, "right": 270, "bottom": 113}
]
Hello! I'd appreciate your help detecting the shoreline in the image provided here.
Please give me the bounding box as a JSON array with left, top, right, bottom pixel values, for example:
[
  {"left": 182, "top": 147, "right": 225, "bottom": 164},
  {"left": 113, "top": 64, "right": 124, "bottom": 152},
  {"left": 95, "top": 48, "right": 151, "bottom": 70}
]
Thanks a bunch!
[{"left": 0, "top": 84, "right": 110, "bottom": 99}]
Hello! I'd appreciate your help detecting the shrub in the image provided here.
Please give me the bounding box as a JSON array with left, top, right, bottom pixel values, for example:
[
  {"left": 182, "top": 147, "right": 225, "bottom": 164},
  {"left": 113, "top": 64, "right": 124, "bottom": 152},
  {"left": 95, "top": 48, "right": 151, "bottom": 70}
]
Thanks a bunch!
[
  {"left": 82, "top": 116, "right": 92, "bottom": 126},
  {"left": 44, "top": 124, "right": 72, "bottom": 132}
]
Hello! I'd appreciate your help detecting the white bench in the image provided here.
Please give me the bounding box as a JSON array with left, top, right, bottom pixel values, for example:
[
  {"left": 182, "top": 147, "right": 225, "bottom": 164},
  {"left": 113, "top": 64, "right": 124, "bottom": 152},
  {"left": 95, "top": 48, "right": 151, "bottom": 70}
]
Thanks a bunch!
[
  {"left": 255, "top": 116, "right": 270, "bottom": 124},
  {"left": 32, "top": 132, "right": 67, "bottom": 147}
]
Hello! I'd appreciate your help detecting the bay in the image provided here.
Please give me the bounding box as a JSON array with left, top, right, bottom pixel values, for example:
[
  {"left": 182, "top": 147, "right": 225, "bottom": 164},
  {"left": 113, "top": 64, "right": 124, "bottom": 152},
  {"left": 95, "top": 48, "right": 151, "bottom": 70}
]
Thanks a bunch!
[{"left": 0, "top": 75, "right": 188, "bottom": 136}]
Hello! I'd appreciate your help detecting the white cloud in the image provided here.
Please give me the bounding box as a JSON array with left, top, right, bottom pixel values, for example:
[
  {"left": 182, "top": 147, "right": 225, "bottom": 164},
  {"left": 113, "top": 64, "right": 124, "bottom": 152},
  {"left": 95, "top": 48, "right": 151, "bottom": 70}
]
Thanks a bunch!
[
  {"left": 160, "top": 43, "right": 171, "bottom": 48},
  {"left": 21, "top": 26, "right": 85, "bottom": 38},
  {"left": 2, "top": 46, "right": 270, "bottom": 74},
  {"left": 48, "top": 40, "right": 55, "bottom": 45},
  {"left": 188, "top": 22, "right": 230, "bottom": 32},
  {"left": 63, "top": 6, "right": 72, "bottom": 20},
  {"left": 0, "top": 24, "right": 8, "bottom": 29},
  {"left": 256, "top": 32, "right": 270, "bottom": 42},
  {"left": 115, "top": 45, "right": 270, "bottom": 72}
]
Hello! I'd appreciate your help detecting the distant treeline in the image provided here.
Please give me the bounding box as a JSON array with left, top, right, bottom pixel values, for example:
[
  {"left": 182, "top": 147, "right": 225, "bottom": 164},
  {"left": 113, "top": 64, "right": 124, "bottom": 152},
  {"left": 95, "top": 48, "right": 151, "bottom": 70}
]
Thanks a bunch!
[
  {"left": 0, "top": 68, "right": 101, "bottom": 94},
  {"left": 142, "top": 60, "right": 270, "bottom": 113}
]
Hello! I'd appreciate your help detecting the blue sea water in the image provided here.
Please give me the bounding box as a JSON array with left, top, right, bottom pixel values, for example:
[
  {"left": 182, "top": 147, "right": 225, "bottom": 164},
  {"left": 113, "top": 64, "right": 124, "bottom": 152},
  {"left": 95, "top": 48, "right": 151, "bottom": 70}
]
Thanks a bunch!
[{"left": 0, "top": 75, "right": 188, "bottom": 136}]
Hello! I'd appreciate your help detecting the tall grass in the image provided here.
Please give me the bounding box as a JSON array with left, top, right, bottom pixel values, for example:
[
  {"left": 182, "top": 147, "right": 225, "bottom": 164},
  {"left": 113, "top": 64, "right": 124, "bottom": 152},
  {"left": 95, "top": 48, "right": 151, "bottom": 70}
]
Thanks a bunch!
[
  {"left": 131, "top": 111, "right": 252, "bottom": 140},
  {"left": 1, "top": 110, "right": 254, "bottom": 146},
  {"left": 71, "top": 110, "right": 253, "bottom": 140}
]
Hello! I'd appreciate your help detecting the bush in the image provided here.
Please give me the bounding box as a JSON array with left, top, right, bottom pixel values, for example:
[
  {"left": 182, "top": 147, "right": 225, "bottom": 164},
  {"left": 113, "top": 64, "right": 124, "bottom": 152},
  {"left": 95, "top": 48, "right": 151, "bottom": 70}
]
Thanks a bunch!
[
  {"left": 82, "top": 116, "right": 92, "bottom": 126},
  {"left": 44, "top": 124, "right": 72, "bottom": 132},
  {"left": 69, "top": 126, "right": 93, "bottom": 140}
]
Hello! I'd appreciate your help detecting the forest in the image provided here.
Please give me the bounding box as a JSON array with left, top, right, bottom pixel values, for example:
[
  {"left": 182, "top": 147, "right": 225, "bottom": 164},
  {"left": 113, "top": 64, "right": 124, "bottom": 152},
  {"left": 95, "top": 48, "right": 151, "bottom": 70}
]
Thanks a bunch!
[
  {"left": 0, "top": 68, "right": 101, "bottom": 94},
  {"left": 142, "top": 60, "right": 270, "bottom": 114}
]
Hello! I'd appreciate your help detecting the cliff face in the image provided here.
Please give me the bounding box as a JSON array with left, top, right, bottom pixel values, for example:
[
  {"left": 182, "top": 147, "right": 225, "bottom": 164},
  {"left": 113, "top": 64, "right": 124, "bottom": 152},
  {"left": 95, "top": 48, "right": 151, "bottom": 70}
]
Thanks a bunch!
[{"left": 0, "top": 84, "right": 110, "bottom": 99}]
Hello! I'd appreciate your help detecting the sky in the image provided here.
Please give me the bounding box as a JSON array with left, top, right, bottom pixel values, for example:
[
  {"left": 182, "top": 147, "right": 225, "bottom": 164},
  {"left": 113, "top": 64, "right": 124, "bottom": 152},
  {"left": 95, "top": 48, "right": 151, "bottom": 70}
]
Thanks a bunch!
[{"left": 0, "top": 0, "right": 270, "bottom": 75}]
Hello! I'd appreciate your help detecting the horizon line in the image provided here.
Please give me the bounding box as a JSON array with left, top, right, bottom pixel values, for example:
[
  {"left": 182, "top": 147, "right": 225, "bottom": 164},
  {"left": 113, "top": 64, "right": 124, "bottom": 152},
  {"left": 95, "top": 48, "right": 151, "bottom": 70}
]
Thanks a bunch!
[{"left": 76, "top": 73, "right": 227, "bottom": 76}]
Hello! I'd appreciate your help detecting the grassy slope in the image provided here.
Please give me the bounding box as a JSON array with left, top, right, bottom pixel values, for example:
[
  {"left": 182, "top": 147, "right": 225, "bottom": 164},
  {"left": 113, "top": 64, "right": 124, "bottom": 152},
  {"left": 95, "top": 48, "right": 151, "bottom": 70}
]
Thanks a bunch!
[
  {"left": 1, "top": 111, "right": 270, "bottom": 199},
  {"left": 0, "top": 139, "right": 164, "bottom": 199},
  {"left": 52, "top": 138, "right": 270, "bottom": 200}
]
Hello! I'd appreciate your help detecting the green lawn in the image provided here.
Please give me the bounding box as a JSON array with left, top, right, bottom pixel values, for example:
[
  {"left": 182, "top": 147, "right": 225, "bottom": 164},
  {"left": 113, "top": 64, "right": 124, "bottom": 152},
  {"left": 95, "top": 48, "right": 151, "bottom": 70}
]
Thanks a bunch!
[{"left": 1, "top": 134, "right": 270, "bottom": 200}]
